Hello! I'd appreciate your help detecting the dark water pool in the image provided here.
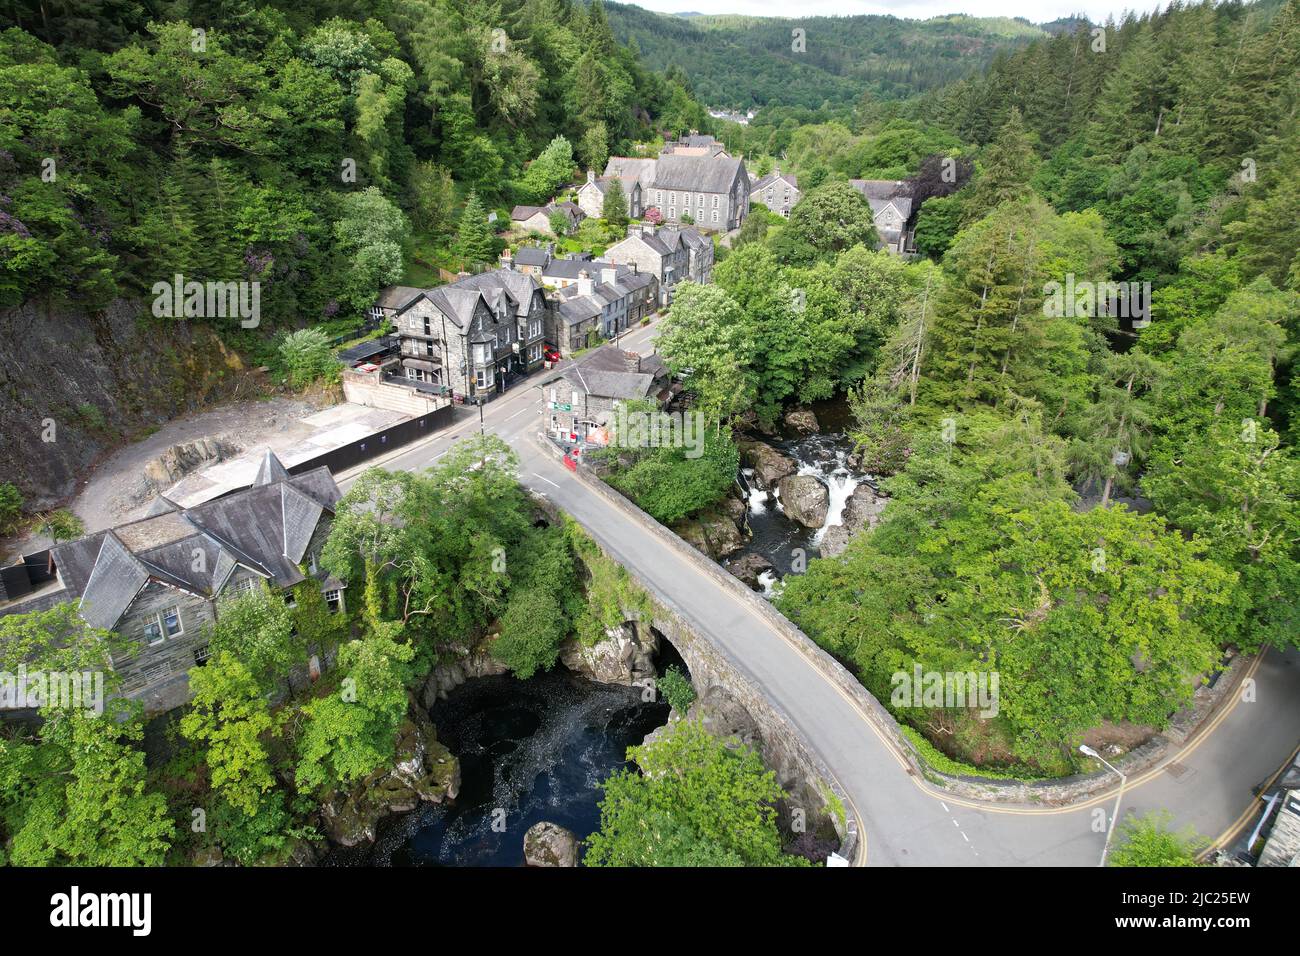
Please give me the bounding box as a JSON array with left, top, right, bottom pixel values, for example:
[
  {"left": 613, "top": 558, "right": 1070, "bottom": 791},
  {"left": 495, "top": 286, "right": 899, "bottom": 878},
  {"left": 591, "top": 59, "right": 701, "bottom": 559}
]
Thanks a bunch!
[{"left": 326, "top": 668, "right": 669, "bottom": 866}]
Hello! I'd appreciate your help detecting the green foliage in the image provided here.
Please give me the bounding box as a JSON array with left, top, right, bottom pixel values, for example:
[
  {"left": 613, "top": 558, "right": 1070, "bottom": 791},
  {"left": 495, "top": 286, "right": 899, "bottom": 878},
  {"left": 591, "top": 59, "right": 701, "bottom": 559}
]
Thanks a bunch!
[
  {"left": 492, "top": 525, "right": 581, "bottom": 678},
  {"left": 7, "top": 708, "right": 173, "bottom": 866},
  {"left": 603, "top": 424, "right": 740, "bottom": 525},
  {"left": 565, "top": 519, "right": 654, "bottom": 648},
  {"left": 0, "top": 482, "right": 22, "bottom": 535},
  {"left": 208, "top": 584, "right": 304, "bottom": 695},
  {"left": 657, "top": 666, "right": 696, "bottom": 713},
  {"left": 295, "top": 624, "right": 415, "bottom": 794},
  {"left": 455, "top": 191, "right": 496, "bottom": 266},
  {"left": 180, "top": 651, "right": 280, "bottom": 817},
  {"left": 278, "top": 327, "right": 338, "bottom": 389},
  {"left": 585, "top": 720, "right": 802, "bottom": 867},
  {"left": 601, "top": 176, "right": 629, "bottom": 227},
  {"left": 36, "top": 509, "right": 83, "bottom": 543},
  {"left": 1109, "top": 811, "right": 1205, "bottom": 867},
  {"left": 769, "top": 182, "right": 878, "bottom": 266}
]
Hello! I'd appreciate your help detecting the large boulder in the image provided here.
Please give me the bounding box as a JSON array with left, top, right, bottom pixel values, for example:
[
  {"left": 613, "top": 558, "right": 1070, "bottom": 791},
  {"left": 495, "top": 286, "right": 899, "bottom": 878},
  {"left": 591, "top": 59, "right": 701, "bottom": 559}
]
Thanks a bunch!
[
  {"left": 724, "top": 552, "right": 775, "bottom": 591},
  {"left": 671, "top": 506, "right": 746, "bottom": 559},
  {"left": 143, "top": 438, "right": 239, "bottom": 492},
  {"left": 523, "top": 822, "right": 579, "bottom": 867},
  {"left": 783, "top": 407, "right": 820, "bottom": 435},
  {"left": 318, "top": 700, "right": 460, "bottom": 847},
  {"left": 687, "top": 685, "right": 762, "bottom": 751},
  {"left": 819, "top": 484, "right": 888, "bottom": 558},
  {"left": 777, "top": 475, "right": 829, "bottom": 528},
  {"left": 739, "top": 440, "right": 797, "bottom": 489},
  {"left": 561, "top": 620, "right": 658, "bottom": 685}
]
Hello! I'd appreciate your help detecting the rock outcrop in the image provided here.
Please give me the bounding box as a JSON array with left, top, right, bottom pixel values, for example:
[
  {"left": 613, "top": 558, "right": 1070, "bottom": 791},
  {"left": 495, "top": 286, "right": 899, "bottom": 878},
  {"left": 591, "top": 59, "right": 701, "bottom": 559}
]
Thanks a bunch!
[
  {"left": 783, "top": 407, "right": 820, "bottom": 435},
  {"left": 561, "top": 620, "right": 658, "bottom": 685},
  {"left": 724, "top": 552, "right": 775, "bottom": 591},
  {"left": 777, "top": 475, "right": 829, "bottom": 528},
  {"left": 421, "top": 635, "right": 509, "bottom": 706},
  {"left": 819, "top": 484, "right": 888, "bottom": 558},
  {"left": 739, "top": 440, "right": 797, "bottom": 489},
  {"left": 523, "top": 822, "right": 579, "bottom": 867},
  {"left": 143, "top": 438, "right": 240, "bottom": 492},
  {"left": 318, "top": 700, "right": 460, "bottom": 847},
  {"left": 671, "top": 506, "right": 747, "bottom": 559}
]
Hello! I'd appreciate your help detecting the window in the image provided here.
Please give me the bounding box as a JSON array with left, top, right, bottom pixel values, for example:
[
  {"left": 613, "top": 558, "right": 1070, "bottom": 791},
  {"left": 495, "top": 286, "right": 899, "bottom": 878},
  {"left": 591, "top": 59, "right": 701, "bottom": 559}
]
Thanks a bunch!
[
  {"left": 228, "top": 577, "right": 255, "bottom": 599},
  {"left": 713, "top": 195, "right": 719, "bottom": 208},
  {"left": 161, "top": 605, "right": 183, "bottom": 638},
  {"left": 712, "top": 210, "right": 719, "bottom": 223},
  {"left": 324, "top": 589, "right": 344, "bottom": 614},
  {"left": 473, "top": 344, "right": 491, "bottom": 364},
  {"left": 194, "top": 643, "right": 212, "bottom": 666},
  {"left": 697, "top": 194, "right": 704, "bottom": 206},
  {"left": 669, "top": 192, "right": 676, "bottom": 205},
  {"left": 424, "top": 341, "right": 435, "bottom": 357},
  {"left": 143, "top": 618, "right": 163, "bottom": 645},
  {"left": 476, "top": 367, "right": 492, "bottom": 390},
  {"left": 656, "top": 190, "right": 662, "bottom": 205},
  {"left": 669, "top": 207, "right": 675, "bottom": 219}
]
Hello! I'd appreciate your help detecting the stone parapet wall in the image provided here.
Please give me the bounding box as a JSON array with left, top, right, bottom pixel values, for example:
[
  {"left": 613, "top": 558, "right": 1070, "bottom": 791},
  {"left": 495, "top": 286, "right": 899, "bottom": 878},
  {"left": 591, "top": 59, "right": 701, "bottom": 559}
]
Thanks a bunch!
[{"left": 535, "top": 434, "right": 1257, "bottom": 823}]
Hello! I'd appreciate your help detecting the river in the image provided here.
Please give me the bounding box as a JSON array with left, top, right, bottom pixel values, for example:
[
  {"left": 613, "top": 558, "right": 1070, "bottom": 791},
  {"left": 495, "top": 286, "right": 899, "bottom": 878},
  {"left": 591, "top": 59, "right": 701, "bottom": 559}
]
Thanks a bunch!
[{"left": 325, "top": 666, "right": 673, "bottom": 867}]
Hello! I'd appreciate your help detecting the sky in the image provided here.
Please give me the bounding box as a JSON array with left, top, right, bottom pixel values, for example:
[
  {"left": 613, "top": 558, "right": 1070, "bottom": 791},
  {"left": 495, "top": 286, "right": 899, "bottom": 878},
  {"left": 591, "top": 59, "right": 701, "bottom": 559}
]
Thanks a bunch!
[{"left": 631, "top": 0, "right": 1169, "bottom": 24}]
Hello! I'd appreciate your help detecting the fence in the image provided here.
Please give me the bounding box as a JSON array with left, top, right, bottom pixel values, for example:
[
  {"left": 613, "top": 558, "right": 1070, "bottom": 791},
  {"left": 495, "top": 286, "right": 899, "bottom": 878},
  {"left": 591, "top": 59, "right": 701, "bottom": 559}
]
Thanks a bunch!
[{"left": 286, "top": 403, "right": 456, "bottom": 478}]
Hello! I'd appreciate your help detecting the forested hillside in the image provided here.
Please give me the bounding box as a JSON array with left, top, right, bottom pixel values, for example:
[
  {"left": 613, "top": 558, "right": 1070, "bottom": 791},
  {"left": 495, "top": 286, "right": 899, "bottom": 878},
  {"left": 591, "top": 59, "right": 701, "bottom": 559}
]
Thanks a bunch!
[
  {"left": 0, "top": 0, "right": 712, "bottom": 506},
  {"left": 605, "top": 3, "right": 1047, "bottom": 109},
  {"left": 0, "top": 0, "right": 708, "bottom": 330},
  {"left": 652, "top": 0, "right": 1300, "bottom": 774}
]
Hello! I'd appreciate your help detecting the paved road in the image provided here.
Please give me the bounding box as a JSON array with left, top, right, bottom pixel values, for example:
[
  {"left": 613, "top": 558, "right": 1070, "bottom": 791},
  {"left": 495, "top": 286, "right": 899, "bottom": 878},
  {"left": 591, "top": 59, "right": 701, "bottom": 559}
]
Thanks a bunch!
[{"left": 338, "top": 320, "right": 1300, "bottom": 866}]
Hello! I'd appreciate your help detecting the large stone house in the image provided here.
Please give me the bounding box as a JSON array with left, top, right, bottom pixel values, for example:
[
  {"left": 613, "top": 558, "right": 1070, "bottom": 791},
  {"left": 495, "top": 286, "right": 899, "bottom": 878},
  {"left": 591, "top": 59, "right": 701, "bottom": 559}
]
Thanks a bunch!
[
  {"left": 0, "top": 452, "right": 345, "bottom": 714},
  {"left": 603, "top": 149, "right": 749, "bottom": 232},
  {"left": 547, "top": 266, "right": 659, "bottom": 356},
  {"left": 388, "top": 268, "right": 548, "bottom": 401},
  {"left": 539, "top": 345, "right": 674, "bottom": 446},
  {"left": 576, "top": 169, "right": 643, "bottom": 220},
  {"left": 603, "top": 223, "right": 712, "bottom": 305},
  {"left": 752, "top": 167, "right": 801, "bottom": 218},
  {"left": 849, "top": 179, "right": 916, "bottom": 255}
]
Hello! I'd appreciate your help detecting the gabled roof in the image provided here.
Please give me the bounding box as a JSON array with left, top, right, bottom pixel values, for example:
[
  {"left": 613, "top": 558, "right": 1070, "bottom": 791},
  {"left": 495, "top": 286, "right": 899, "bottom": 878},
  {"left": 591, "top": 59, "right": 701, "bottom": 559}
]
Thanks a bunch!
[
  {"left": 45, "top": 466, "right": 342, "bottom": 630},
  {"left": 542, "top": 345, "right": 669, "bottom": 400},
  {"left": 754, "top": 169, "right": 799, "bottom": 192},
  {"left": 650, "top": 153, "right": 745, "bottom": 194},
  {"left": 603, "top": 157, "right": 658, "bottom": 193},
  {"left": 511, "top": 205, "right": 545, "bottom": 220},
  {"left": 375, "top": 285, "right": 422, "bottom": 311},
  {"left": 514, "top": 245, "right": 552, "bottom": 267}
]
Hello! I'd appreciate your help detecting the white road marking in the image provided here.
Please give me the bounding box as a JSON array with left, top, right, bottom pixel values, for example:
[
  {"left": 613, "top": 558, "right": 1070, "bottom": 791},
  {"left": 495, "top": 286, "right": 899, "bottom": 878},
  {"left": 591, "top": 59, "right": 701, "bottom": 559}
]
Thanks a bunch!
[{"left": 531, "top": 472, "right": 560, "bottom": 488}]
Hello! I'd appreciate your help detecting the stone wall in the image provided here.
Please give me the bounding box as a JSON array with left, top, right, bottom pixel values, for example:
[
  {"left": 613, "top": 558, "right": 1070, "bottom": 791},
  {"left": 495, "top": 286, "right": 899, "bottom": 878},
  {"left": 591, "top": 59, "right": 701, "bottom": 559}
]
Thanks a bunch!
[{"left": 341, "top": 370, "right": 444, "bottom": 416}]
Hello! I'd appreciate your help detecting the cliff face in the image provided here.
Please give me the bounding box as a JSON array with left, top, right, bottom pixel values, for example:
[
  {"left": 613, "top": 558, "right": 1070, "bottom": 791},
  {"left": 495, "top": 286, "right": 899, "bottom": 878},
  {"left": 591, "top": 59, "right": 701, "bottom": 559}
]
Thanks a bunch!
[{"left": 0, "top": 297, "right": 248, "bottom": 508}]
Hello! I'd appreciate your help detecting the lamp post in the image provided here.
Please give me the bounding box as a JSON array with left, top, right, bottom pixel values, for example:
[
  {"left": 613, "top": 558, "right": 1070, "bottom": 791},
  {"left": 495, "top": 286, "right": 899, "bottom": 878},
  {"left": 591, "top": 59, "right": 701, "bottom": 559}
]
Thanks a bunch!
[{"left": 1080, "top": 744, "right": 1126, "bottom": 867}]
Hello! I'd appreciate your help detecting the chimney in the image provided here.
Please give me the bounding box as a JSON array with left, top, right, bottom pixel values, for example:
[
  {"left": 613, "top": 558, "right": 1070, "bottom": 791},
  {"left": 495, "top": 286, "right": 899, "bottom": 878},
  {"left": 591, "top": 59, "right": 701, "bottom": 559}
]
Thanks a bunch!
[
  {"left": 577, "top": 269, "right": 593, "bottom": 297},
  {"left": 587, "top": 169, "right": 595, "bottom": 185},
  {"left": 601, "top": 267, "right": 617, "bottom": 286},
  {"left": 499, "top": 247, "right": 513, "bottom": 270},
  {"left": 624, "top": 351, "right": 642, "bottom": 373}
]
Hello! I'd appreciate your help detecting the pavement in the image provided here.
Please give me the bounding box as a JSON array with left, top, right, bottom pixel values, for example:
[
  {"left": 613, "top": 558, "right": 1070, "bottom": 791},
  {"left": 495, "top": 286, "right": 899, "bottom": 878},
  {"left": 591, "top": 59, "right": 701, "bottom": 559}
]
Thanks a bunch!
[{"left": 334, "top": 318, "right": 1300, "bottom": 866}]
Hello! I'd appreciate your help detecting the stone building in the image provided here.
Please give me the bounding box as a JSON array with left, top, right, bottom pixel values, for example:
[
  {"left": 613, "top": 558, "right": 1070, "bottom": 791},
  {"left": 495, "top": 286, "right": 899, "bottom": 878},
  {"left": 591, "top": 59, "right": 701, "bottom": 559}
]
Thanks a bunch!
[
  {"left": 547, "top": 266, "right": 659, "bottom": 356},
  {"left": 603, "top": 223, "right": 712, "bottom": 305},
  {"left": 538, "top": 345, "right": 673, "bottom": 445},
  {"left": 0, "top": 451, "right": 345, "bottom": 714},
  {"left": 752, "top": 167, "right": 801, "bottom": 217},
  {"left": 576, "top": 169, "right": 643, "bottom": 219},
  {"left": 388, "top": 268, "right": 548, "bottom": 401},
  {"left": 848, "top": 179, "right": 917, "bottom": 255}
]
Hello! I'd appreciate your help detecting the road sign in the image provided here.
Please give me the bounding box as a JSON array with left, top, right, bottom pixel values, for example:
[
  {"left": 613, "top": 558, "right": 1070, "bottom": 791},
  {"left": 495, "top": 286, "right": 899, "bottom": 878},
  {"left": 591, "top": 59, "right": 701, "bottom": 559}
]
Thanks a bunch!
[{"left": 549, "top": 402, "right": 572, "bottom": 411}]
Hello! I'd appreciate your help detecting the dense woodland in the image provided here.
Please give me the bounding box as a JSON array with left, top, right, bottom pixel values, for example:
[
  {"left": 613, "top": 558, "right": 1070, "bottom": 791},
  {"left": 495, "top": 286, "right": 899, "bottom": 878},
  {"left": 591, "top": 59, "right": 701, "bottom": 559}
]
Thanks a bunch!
[
  {"left": 605, "top": 4, "right": 1050, "bottom": 110},
  {"left": 0, "top": 0, "right": 710, "bottom": 348},
  {"left": 654, "top": 0, "right": 1300, "bottom": 774}
]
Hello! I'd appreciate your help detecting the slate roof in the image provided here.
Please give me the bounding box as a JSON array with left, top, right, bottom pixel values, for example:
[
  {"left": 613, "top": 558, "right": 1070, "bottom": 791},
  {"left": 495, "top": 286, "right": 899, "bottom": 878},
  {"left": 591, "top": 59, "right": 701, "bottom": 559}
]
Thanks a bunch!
[
  {"left": 754, "top": 169, "right": 799, "bottom": 192},
  {"left": 542, "top": 345, "right": 669, "bottom": 401},
  {"left": 511, "top": 205, "right": 545, "bottom": 221},
  {"left": 651, "top": 153, "right": 745, "bottom": 194},
  {"left": 375, "top": 285, "right": 423, "bottom": 311},
  {"left": 603, "top": 157, "right": 658, "bottom": 193},
  {"left": 43, "top": 453, "right": 341, "bottom": 630},
  {"left": 514, "top": 245, "right": 553, "bottom": 267},
  {"left": 551, "top": 267, "right": 655, "bottom": 326}
]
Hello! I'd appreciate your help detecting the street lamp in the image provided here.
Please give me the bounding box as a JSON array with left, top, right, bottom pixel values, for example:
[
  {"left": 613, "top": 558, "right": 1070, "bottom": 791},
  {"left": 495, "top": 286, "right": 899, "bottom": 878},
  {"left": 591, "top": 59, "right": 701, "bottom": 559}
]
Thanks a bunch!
[{"left": 1080, "top": 744, "right": 1127, "bottom": 867}]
